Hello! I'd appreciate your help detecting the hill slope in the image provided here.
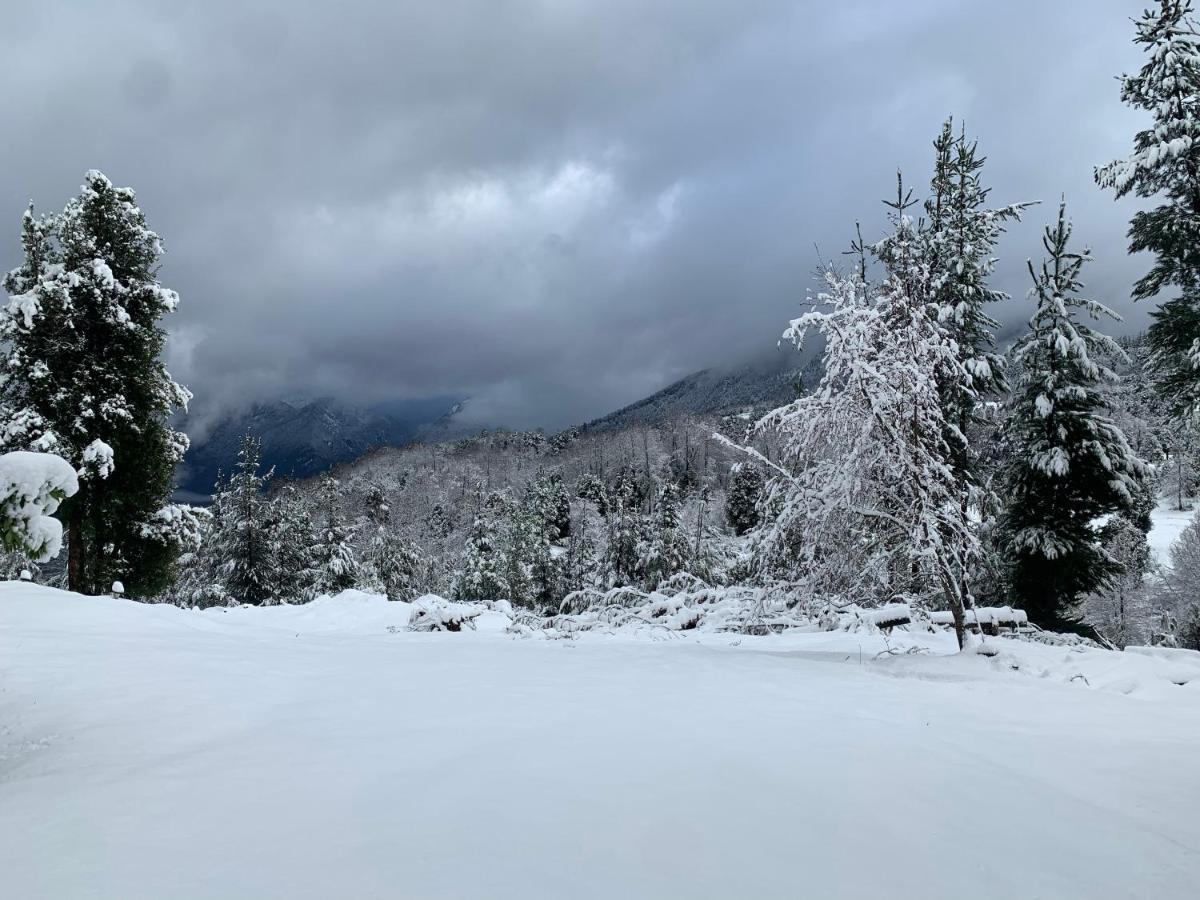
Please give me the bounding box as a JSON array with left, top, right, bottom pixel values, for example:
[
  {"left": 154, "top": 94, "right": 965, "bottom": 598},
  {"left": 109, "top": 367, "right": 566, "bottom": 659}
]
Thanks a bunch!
[
  {"left": 586, "top": 348, "right": 821, "bottom": 431},
  {"left": 178, "top": 395, "right": 459, "bottom": 496}
]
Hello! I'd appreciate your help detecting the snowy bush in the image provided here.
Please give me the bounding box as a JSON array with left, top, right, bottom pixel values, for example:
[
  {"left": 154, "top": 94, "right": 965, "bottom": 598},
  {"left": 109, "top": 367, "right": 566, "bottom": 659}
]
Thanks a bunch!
[
  {"left": 0, "top": 450, "right": 79, "bottom": 562},
  {"left": 408, "top": 595, "right": 481, "bottom": 632}
]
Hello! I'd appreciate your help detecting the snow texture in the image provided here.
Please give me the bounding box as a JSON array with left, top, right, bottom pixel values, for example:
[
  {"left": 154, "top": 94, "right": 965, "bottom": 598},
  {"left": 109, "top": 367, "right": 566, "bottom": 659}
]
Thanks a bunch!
[{"left": 0, "top": 583, "right": 1197, "bottom": 899}]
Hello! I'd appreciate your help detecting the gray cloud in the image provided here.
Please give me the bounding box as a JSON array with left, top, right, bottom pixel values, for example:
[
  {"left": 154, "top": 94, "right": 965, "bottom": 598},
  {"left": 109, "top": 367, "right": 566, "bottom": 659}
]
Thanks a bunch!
[{"left": 0, "top": 0, "right": 1156, "bottom": 429}]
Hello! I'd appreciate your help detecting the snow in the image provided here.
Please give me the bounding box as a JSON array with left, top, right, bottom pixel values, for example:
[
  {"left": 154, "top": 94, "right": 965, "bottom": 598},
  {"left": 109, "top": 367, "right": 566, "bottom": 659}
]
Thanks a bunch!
[
  {"left": 1, "top": 583, "right": 1198, "bottom": 899},
  {"left": 0, "top": 450, "right": 79, "bottom": 561},
  {"left": 1148, "top": 500, "right": 1195, "bottom": 567},
  {"left": 80, "top": 437, "right": 115, "bottom": 478}
]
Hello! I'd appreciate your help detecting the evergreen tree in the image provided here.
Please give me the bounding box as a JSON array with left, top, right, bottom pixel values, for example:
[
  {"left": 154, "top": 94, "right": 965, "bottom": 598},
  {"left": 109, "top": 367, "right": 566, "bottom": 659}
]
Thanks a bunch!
[
  {"left": 269, "top": 484, "right": 318, "bottom": 604},
  {"left": 724, "top": 463, "right": 763, "bottom": 536},
  {"left": 561, "top": 525, "right": 598, "bottom": 598},
  {"left": 0, "top": 172, "right": 191, "bottom": 595},
  {"left": 311, "top": 474, "right": 358, "bottom": 594},
  {"left": 603, "top": 473, "right": 644, "bottom": 588},
  {"left": 641, "top": 481, "right": 689, "bottom": 588},
  {"left": 999, "top": 202, "right": 1147, "bottom": 628},
  {"left": 502, "top": 500, "right": 540, "bottom": 608},
  {"left": 1097, "top": 1, "right": 1200, "bottom": 412},
  {"left": 209, "top": 435, "right": 276, "bottom": 606},
  {"left": 455, "top": 492, "right": 509, "bottom": 602},
  {"left": 920, "top": 119, "right": 1029, "bottom": 474},
  {"left": 526, "top": 470, "right": 571, "bottom": 542},
  {"left": 357, "top": 480, "right": 426, "bottom": 601}
]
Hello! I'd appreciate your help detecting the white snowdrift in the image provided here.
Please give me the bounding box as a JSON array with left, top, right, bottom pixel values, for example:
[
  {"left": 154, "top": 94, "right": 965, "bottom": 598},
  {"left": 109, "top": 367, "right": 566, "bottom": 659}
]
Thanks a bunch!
[{"left": 1, "top": 583, "right": 1198, "bottom": 899}]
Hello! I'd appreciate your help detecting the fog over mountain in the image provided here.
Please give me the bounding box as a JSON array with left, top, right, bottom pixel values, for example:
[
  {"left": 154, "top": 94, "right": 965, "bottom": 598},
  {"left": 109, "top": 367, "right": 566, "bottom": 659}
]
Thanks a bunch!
[{"left": 0, "top": 1, "right": 1153, "bottom": 433}]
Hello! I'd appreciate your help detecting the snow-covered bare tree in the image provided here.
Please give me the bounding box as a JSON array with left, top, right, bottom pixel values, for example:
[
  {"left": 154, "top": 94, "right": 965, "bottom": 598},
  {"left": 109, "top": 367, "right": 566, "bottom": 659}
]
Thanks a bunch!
[
  {"left": 748, "top": 184, "right": 978, "bottom": 647},
  {"left": 1084, "top": 515, "right": 1155, "bottom": 647},
  {"left": 1097, "top": 0, "right": 1200, "bottom": 413},
  {"left": 998, "top": 202, "right": 1147, "bottom": 629},
  {"left": 0, "top": 172, "right": 191, "bottom": 595}
]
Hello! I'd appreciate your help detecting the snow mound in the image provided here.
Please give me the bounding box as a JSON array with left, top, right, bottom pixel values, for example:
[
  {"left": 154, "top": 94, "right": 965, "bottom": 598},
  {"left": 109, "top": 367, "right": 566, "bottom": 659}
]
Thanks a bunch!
[{"left": 199, "top": 589, "right": 415, "bottom": 635}]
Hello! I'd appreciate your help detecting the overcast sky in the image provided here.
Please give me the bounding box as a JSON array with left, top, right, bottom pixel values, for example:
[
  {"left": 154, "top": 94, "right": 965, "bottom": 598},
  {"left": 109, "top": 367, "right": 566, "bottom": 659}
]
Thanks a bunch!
[{"left": 0, "top": 0, "right": 1156, "bottom": 430}]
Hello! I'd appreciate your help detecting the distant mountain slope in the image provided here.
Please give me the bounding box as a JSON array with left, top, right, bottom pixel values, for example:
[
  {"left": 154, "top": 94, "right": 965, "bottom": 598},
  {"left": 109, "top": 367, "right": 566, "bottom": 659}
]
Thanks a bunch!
[
  {"left": 586, "top": 347, "right": 822, "bottom": 431},
  {"left": 179, "top": 395, "right": 460, "bottom": 496}
]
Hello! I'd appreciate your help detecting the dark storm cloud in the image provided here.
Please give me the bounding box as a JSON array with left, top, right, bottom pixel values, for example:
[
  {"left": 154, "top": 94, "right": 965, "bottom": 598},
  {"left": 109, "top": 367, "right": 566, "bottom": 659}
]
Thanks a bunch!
[{"left": 0, "top": 0, "right": 1153, "bottom": 429}]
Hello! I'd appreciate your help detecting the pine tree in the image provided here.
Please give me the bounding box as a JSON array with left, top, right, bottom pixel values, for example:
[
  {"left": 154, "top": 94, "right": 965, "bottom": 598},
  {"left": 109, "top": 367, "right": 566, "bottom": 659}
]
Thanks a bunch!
[
  {"left": 455, "top": 492, "right": 508, "bottom": 602},
  {"left": 0, "top": 173, "right": 191, "bottom": 595},
  {"left": 311, "top": 474, "right": 358, "bottom": 595},
  {"left": 526, "top": 470, "right": 571, "bottom": 542},
  {"left": 268, "top": 484, "right": 318, "bottom": 604},
  {"left": 502, "top": 500, "right": 540, "bottom": 608},
  {"left": 604, "top": 473, "right": 644, "bottom": 588},
  {"left": 1097, "top": 1, "right": 1200, "bottom": 412},
  {"left": 641, "top": 481, "right": 688, "bottom": 588},
  {"left": 724, "top": 462, "right": 763, "bottom": 536},
  {"left": 999, "top": 202, "right": 1147, "bottom": 628},
  {"left": 209, "top": 435, "right": 276, "bottom": 606},
  {"left": 924, "top": 122, "right": 1029, "bottom": 486},
  {"left": 561, "top": 525, "right": 598, "bottom": 597}
]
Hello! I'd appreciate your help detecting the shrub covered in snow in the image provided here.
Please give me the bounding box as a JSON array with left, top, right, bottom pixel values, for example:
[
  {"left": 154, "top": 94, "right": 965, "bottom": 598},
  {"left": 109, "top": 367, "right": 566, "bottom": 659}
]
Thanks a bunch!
[
  {"left": 0, "top": 450, "right": 78, "bottom": 562},
  {"left": 408, "top": 595, "right": 481, "bottom": 632}
]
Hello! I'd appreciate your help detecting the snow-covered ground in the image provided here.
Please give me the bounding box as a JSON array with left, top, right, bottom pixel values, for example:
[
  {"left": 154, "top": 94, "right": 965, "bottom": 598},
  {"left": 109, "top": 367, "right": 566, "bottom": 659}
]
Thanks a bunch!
[
  {"left": 1148, "top": 500, "right": 1196, "bottom": 567},
  {"left": 2, "top": 584, "right": 1199, "bottom": 899}
]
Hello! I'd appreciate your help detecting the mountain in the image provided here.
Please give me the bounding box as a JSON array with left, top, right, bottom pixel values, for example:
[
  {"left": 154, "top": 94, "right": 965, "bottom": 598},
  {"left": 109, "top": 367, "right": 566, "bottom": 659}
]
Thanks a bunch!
[
  {"left": 177, "top": 395, "right": 460, "bottom": 497},
  {"left": 584, "top": 345, "right": 822, "bottom": 431}
]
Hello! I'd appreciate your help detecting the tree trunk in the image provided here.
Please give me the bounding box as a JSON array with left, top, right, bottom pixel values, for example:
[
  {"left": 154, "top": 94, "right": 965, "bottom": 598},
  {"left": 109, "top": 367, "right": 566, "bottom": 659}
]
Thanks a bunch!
[
  {"left": 67, "top": 509, "right": 85, "bottom": 594},
  {"left": 950, "top": 598, "right": 967, "bottom": 651}
]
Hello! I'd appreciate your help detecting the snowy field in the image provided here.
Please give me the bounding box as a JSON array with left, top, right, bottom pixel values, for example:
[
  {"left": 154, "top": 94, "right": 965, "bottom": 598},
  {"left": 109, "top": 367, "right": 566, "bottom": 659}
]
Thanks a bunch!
[
  {"left": 2, "top": 584, "right": 1199, "bottom": 899},
  {"left": 1148, "top": 500, "right": 1196, "bottom": 567}
]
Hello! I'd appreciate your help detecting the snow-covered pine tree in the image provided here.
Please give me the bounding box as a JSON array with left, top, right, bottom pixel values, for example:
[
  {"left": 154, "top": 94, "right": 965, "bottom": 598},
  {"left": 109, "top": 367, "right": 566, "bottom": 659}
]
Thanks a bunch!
[
  {"left": 455, "top": 492, "right": 508, "bottom": 602},
  {"left": 525, "top": 470, "right": 571, "bottom": 542},
  {"left": 998, "top": 202, "right": 1147, "bottom": 629},
  {"left": 724, "top": 462, "right": 763, "bottom": 536},
  {"left": 268, "top": 484, "right": 318, "bottom": 603},
  {"left": 748, "top": 181, "right": 978, "bottom": 647},
  {"left": 640, "top": 481, "right": 688, "bottom": 589},
  {"left": 0, "top": 172, "right": 191, "bottom": 595},
  {"left": 311, "top": 474, "right": 358, "bottom": 595},
  {"left": 209, "top": 435, "right": 276, "bottom": 606},
  {"left": 1097, "top": 1, "right": 1200, "bottom": 412},
  {"left": 920, "top": 119, "right": 1028, "bottom": 461},
  {"left": 603, "top": 472, "right": 645, "bottom": 588},
  {"left": 356, "top": 480, "right": 424, "bottom": 601},
  {"left": 561, "top": 524, "right": 598, "bottom": 597}
]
